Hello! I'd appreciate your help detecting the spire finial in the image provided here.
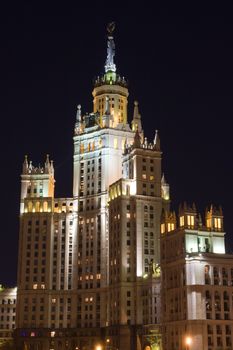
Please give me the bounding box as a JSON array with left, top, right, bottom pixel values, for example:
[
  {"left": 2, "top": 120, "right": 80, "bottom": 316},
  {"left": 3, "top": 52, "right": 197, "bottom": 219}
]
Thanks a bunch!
[
  {"left": 76, "top": 104, "right": 81, "bottom": 122},
  {"left": 154, "top": 130, "right": 160, "bottom": 151},
  {"left": 45, "top": 154, "right": 50, "bottom": 173},
  {"left": 23, "top": 155, "right": 29, "bottom": 173},
  {"left": 132, "top": 100, "right": 143, "bottom": 133},
  {"left": 133, "top": 100, "right": 140, "bottom": 120},
  {"left": 105, "top": 22, "right": 116, "bottom": 73}
]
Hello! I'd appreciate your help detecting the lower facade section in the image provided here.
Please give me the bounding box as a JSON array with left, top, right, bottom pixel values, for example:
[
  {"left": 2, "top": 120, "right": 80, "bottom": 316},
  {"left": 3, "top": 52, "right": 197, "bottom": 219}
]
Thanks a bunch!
[
  {"left": 162, "top": 320, "right": 233, "bottom": 350},
  {"left": 15, "top": 325, "right": 162, "bottom": 350}
]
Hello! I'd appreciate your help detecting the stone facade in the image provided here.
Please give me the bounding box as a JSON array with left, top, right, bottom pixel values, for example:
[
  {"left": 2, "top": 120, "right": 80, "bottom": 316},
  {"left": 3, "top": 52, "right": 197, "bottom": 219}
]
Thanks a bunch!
[
  {"left": 0, "top": 286, "right": 17, "bottom": 346},
  {"left": 161, "top": 204, "right": 233, "bottom": 350},
  {"left": 15, "top": 27, "right": 233, "bottom": 350}
]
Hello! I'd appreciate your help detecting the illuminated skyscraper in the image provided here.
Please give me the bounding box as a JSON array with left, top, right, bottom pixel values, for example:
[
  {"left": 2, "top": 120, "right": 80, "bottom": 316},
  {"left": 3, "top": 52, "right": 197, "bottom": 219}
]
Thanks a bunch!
[
  {"left": 15, "top": 25, "right": 233, "bottom": 350},
  {"left": 15, "top": 24, "right": 168, "bottom": 350}
]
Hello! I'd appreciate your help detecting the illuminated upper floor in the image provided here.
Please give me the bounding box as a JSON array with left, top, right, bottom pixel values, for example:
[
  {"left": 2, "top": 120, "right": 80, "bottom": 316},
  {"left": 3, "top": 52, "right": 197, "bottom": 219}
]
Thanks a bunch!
[{"left": 161, "top": 204, "right": 226, "bottom": 258}]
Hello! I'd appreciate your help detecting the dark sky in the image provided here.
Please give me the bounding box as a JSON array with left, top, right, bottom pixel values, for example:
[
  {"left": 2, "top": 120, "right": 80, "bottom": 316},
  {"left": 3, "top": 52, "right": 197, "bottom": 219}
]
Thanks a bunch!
[{"left": 1, "top": 2, "right": 233, "bottom": 286}]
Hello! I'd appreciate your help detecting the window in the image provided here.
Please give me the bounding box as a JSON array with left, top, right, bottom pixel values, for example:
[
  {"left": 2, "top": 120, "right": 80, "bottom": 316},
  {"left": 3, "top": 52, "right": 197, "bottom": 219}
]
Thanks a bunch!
[
  {"left": 214, "top": 218, "right": 221, "bottom": 230},
  {"left": 180, "top": 216, "right": 184, "bottom": 227},
  {"left": 187, "top": 215, "right": 194, "bottom": 227}
]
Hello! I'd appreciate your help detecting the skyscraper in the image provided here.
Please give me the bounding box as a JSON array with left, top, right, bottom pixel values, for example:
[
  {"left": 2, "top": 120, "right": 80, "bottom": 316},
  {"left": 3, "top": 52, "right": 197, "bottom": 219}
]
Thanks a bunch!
[{"left": 15, "top": 24, "right": 233, "bottom": 350}]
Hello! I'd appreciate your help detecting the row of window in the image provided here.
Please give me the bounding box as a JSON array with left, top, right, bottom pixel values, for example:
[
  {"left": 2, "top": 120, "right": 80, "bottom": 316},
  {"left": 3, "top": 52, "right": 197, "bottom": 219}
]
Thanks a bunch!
[
  {"left": 0, "top": 316, "right": 15, "bottom": 321},
  {"left": 1, "top": 300, "right": 16, "bottom": 305},
  {"left": 0, "top": 324, "right": 15, "bottom": 329}
]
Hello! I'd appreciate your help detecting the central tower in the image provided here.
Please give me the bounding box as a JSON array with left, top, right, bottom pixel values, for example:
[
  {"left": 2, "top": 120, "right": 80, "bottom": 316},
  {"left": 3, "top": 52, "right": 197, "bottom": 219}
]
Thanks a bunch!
[
  {"left": 16, "top": 24, "right": 170, "bottom": 350},
  {"left": 73, "top": 23, "right": 135, "bottom": 337}
]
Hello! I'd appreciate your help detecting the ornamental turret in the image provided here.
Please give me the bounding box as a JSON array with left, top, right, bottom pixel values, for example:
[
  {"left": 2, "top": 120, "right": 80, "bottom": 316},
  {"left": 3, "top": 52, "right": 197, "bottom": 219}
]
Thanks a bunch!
[
  {"left": 20, "top": 155, "right": 55, "bottom": 214},
  {"left": 74, "top": 104, "right": 84, "bottom": 135},
  {"left": 131, "top": 101, "right": 143, "bottom": 135}
]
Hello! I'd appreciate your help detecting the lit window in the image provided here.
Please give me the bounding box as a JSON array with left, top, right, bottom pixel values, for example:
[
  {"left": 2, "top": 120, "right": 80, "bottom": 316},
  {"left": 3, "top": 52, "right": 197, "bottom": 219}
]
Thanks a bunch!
[
  {"left": 126, "top": 213, "right": 130, "bottom": 219},
  {"left": 180, "top": 216, "right": 184, "bottom": 227},
  {"left": 149, "top": 175, "right": 154, "bottom": 181},
  {"left": 161, "top": 224, "right": 165, "bottom": 234},
  {"left": 167, "top": 223, "right": 174, "bottom": 232},
  {"left": 41, "top": 284, "right": 45, "bottom": 289},
  {"left": 33, "top": 284, "right": 38, "bottom": 290},
  {"left": 187, "top": 215, "right": 194, "bottom": 227},
  {"left": 50, "top": 331, "right": 55, "bottom": 337},
  {"left": 142, "top": 174, "right": 146, "bottom": 180},
  {"left": 52, "top": 299, "right": 56, "bottom": 304},
  {"left": 214, "top": 218, "right": 221, "bottom": 230}
]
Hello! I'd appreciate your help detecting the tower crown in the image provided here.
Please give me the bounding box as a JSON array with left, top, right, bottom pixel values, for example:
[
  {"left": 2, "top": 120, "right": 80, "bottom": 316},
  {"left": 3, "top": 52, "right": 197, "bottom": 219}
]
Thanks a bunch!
[
  {"left": 205, "top": 205, "right": 223, "bottom": 231},
  {"left": 92, "top": 24, "right": 129, "bottom": 128},
  {"left": 22, "top": 154, "right": 54, "bottom": 176},
  {"left": 20, "top": 155, "right": 55, "bottom": 214}
]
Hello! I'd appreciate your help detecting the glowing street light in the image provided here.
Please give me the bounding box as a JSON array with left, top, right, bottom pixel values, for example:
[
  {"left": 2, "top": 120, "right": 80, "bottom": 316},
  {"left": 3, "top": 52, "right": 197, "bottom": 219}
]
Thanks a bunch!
[
  {"left": 185, "top": 336, "right": 192, "bottom": 350},
  {"left": 95, "top": 345, "right": 102, "bottom": 350}
]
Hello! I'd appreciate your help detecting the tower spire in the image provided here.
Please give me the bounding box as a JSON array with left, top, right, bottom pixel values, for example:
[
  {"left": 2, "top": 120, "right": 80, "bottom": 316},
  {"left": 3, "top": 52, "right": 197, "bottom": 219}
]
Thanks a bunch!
[
  {"left": 131, "top": 100, "right": 143, "bottom": 133},
  {"left": 22, "top": 155, "right": 29, "bottom": 174},
  {"left": 76, "top": 104, "right": 82, "bottom": 122},
  {"left": 105, "top": 22, "right": 116, "bottom": 73}
]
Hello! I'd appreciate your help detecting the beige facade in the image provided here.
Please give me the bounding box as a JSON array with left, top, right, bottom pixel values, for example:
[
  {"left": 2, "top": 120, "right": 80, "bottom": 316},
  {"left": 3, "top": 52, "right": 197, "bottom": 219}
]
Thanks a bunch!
[
  {"left": 16, "top": 29, "right": 162, "bottom": 350},
  {"left": 15, "top": 27, "right": 233, "bottom": 350},
  {"left": 107, "top": 133, "right": 165, "bottom": 350},
  {"left": 161, "top": 204, "right": 233, "bottom": 350},
  {"left": 0, "top": 286, "right": 17, "bottom": 346}
]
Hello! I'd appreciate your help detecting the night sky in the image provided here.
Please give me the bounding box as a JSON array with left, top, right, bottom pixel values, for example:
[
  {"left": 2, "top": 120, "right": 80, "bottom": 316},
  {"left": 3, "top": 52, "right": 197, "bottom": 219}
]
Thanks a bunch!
[{"left": 1, "top": 2, "right": 233, "bottom": 286}]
